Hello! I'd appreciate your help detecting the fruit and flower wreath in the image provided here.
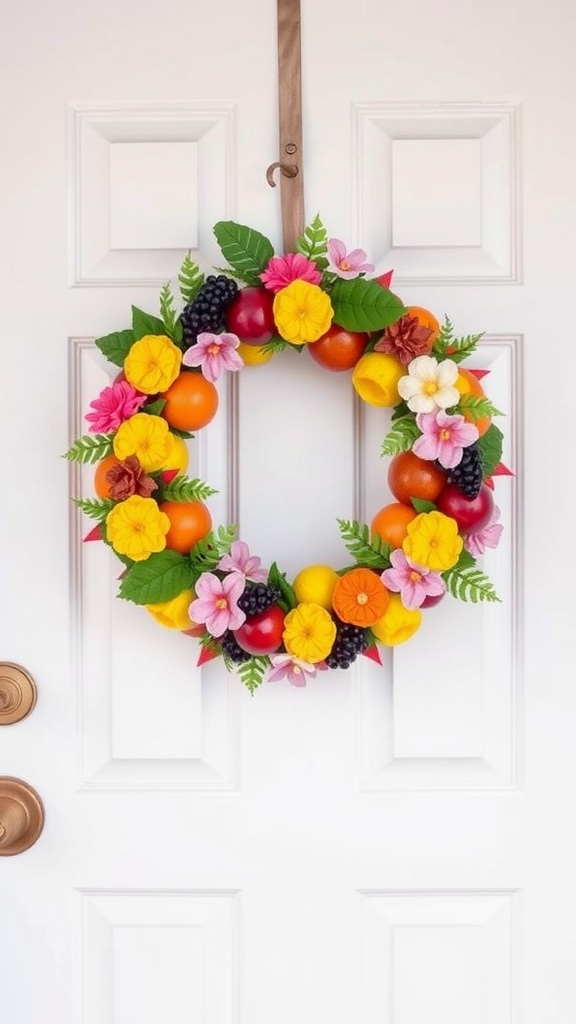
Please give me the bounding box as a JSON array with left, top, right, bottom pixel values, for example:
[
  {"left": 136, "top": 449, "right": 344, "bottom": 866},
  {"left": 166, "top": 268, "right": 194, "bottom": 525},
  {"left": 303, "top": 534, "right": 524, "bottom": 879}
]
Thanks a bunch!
[{"left": 65, "top": 215, "right": 510, "bottom": 693}]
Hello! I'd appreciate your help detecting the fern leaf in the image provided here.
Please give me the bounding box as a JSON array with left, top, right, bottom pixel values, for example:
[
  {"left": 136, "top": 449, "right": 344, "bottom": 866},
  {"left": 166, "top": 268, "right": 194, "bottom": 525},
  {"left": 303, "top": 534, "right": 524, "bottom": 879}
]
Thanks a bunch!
[
  {"left": 73, "top": 497, "right": 115, "bottom": 520},
  {"left": 237, "top": 656, "right": 270, "bottom": 694},
  {"left": 63, "top": 434, "right": 114, "bottom": 464},
  {"left": 295, "top": 213, "right": 329, "bottom": 269},
  {"left": 443, "top": 565, "right": 501, "bottom": 603},
  {"left": 381, "top": 416, "right": 420, "bottom": 456},
  {"left": 178, "top": 252, "right": 204, "bottom": 305},
  {"left": 159, "top": 282, "right": 182, "bottom": 344},
  {"left": 457, "top": 394, "right": 503, "bottom": 420},
  {"left": 160, "top": 477, "right": 218, "bottom": 502},
  {"left": 337, "top": 518, "right": 392, "bottom": 569},
  {"left": 432, "top": 316, "right": 483, "bottom": 363},
  {"left": 189, "top": 524, "right": 237, "bottom": 581}
]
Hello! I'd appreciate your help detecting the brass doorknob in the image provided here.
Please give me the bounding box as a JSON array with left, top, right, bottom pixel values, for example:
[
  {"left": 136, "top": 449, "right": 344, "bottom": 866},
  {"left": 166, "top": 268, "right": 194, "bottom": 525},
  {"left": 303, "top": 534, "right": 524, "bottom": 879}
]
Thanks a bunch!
[
  {"left": 0, "top": 663, "right": 37, "bottom": 725},
  {"left": 0, "top": 778, "right": 44, "bottom": 855}
]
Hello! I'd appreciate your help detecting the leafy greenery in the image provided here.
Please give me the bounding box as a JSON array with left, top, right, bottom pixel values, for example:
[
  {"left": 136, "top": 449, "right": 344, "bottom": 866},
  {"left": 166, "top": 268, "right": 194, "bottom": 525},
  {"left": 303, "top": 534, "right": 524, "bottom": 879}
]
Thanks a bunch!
[
  {"left": 119, "top": 550, "right": 192, "bottom": 605},
  {"left": 188, "top": 524, "right": 237, "bottom": 584},
  {"left": 159, "top": 283, "right": 183, "bottom": 344},
  {"left": 410, "top": 498, "right": 437, "bottom": 514},
  {"left": 260, "top": 337, "right": 288, "bottom": 355},
  {"left": 295, "top": 213, "right": 329, "bottom": 270},
  {"left": 477, "top": 423, "right": 504, "bottom": 478},
  {"left": 63, "top": 433, "right": 113, "bottom": 464},
  {"left": 432, "top": 316, "right": 483, "bottom": 363},
  {"left": 161, "top": 476, "right": 218, "bottom": 502},
  {"left": 213, "top": 264, "right": 261, "bottom": 287},
  {"left": 457, "top": 394, "right": 503, "bottom": 420},
  {"left": 95, "top": 329, "right": 134, "bottom": 367},
  {"left": 213, "top": 221, "right": 274, "bottom": 285},
  {"left": 237, "top": 656, "right": 270, "bottom": 694},
  {"left": 442, "top": 563, "right": 501, "bottom": 603},
  {"left": 169, "top": 427, "right": 194, "bottom": 440},
  {"left": 178, "top": 253, "right": 204, "bottom": 305},
  {"left": 331, "top": 278, "right": 407, "bottom": 332},
  {"left": 142, "top": 398, "right": 167, "bottom": 416},
  {"left": 381, "top": 416, "right": 420, "bottom": 456},
  {"left": 337, "top": 518, "right": 392, "bottom": 569},
  {"left": 199, "top": 631, "right": 222, "bottom": 659},
  {"left": 132, "top": 306, "right": 166, "bottom": 340},
  {"left": 391, "top": 399, "right": 411, "bottom": 421},
  {"left": 268, "top": 561, "right": 297, "bottom": 611},
  {"left": 73, "top": 497, "right": 115, "bottom": 521}
]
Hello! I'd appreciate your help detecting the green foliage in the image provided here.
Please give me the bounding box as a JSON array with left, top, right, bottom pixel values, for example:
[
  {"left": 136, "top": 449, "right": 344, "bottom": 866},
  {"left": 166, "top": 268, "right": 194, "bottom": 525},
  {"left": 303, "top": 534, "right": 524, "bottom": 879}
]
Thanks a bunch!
[
  {"left": 381, "top": 416, "right": 420, "bottom": 456},
  {"left": 432, "top": 316, "right": 483, "bottom": 363},
  {"left": 213, "top": 264, "right": 260, "bottom": 287},
  {"left": 237, "top": 656, "right": 270, "bottom": 694},
  {"left": 119, "top": 550, "right": 192, "bottom": 605},
  {"left": 295, "top": 213, "right": 329, "bottom": 269},
  {"left": 132, "top": 306, "right": 166, "bottom": 340},
  {"left": 260, "top": 337, "right": 288, "bottom": 355},
  {"left": 178, "top": 253, "right": 204, "bottom": 305},
  {"left": 159, "top": 282, "right": 183, "bottom": 344},
  {"left": 95, "top": 329, "right": 134, "bottom": 367},
  {"left": 160, "top": 476, "right": 218, "bottom": 502},
  {"left": 73, "top": 497, "right": 115, "bottom": 521},
  {"left": 442, "top": 563, "right": 501, "bottom": 603},
  {"left": 188, "top": 524, "right": 237, "bottom": 584},
  {"left": 142, "top": 398, "right": 166, "bottom": 416},
  {"left": 212, "top": 221, "right": 274, "bottom": 285},
  {"left": 63, "top": 433, "right": 113, "bottom": 464},
  {"left": 457, "top": 394, "right": 503, "bottom": 420},
  {"left": 331, "top": 279, "right": 407, "bottom": 332},
  {"left": 477, "top": 423, "right": 504, "bottom": 478},
  {"left": 268, "top": 561, "right": 297, "bottom": 611},
  {"left": 410, "top": 498, "right": 437, "bottom": 514},
  {"left": 199, "top": 632, "right": 222, "bottom": 658},
  {"left": 169, "top": 427, "right": 195, "bottom": 440},
  {"left": 337, "top": 518, "right": 392, "bottom": 570},
  {"left": 391, "top": 399, "right": 411, "bottom": 421}
]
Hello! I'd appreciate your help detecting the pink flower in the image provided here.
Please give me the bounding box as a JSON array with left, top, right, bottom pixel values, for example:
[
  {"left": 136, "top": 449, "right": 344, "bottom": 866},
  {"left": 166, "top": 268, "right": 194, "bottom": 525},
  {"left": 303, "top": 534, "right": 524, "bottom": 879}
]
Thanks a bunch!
[
  {"left": 85, "top": 380, "right": 146, "bottom": 433},
  {"left": 464, "top": 506, "right": 504, "bottom": 557},
  {"left": 413, "top": 410, "right": 479, "bottom": 469},
  {"left": 260, "top": 252, "right": 322, "bottom": 293},
  {"left": 217, "top": 540, "right": 268, "bottom": 582},
  {"left": 182, "top": 333, "right": 243, "bottom": 383},
  {"left": 189, "top": 572, "right": 246, "bottom": 638},
  {"left": 381, "top": 549, "right": 446, "bottom": 610},
  {"left": 327, "top": 239, "right": 374, "bottom": 279},
  {"left": 267, "top": 653, "right": 318, "bottom": 687}
]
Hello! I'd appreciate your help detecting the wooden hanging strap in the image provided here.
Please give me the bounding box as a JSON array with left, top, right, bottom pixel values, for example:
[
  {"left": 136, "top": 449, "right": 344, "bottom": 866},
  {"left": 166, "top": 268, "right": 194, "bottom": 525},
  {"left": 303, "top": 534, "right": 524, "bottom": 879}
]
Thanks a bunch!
[{"left": 266, "top": 0, "right": 304, "bottom": 252}]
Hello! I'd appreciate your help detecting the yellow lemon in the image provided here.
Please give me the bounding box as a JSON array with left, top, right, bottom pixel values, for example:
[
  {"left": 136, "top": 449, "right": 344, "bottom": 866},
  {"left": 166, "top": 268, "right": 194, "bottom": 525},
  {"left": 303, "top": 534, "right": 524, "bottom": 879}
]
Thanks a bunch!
[
  {"left": 237, "top": 341, "right": 274, "bottom": 366},
  {"left": 146, "top": 589, "right": 195, "bottom": 630},
  {"left": 166, "top": 434, "right": 189, "bottom": 474},
  {"left": 293, "top": 564, "right": 339, "bottom": 610},
  {"left": 371, "top": 593, "right": 422, "bottom": 646},
  {"left": 352, "top": 352, "right": 404, "bottom": 407}
]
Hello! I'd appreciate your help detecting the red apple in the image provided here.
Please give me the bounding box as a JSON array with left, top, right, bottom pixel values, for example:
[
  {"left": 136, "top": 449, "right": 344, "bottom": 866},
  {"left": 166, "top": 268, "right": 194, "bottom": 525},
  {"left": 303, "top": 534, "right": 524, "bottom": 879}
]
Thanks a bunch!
[
  {"left": 225, "top": 286, "right": 276, "bottom": 345},
  {"left": 437, "top": 483, "right": 494, "bottom": 534},
  {"left": 233, "top": 604, "right": 285, "bottom": 656}
]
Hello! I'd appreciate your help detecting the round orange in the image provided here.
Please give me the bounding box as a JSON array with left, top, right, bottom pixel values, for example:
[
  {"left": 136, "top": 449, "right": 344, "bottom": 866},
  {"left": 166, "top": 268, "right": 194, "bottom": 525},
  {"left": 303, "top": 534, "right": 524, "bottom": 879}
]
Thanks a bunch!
[
  {"left": 308, "top": 325, "right": 369, "bottom": 372},
  {"left": 371, "top": 502, "right": 417, "bottom": 549},
  {"left": 158, "top": 500, "right": 212, "bottom": 555},
  {"left": 332, "top": 567, "right": 390, "bottom": 627},
  {"left": 388, "top": 451, "right": 446, "bottom": 505},
  {"left": 94, "top": 454, "right": 121, "bottom": 498},
  {"left": 455, "top": 367, "right": 491, "bottom": 437},
  {"left": 161, "top": 372, "right": 219, "bottom": 432},
  {"left": 405, "top": 306, "right": 441, "bottom": 344}
]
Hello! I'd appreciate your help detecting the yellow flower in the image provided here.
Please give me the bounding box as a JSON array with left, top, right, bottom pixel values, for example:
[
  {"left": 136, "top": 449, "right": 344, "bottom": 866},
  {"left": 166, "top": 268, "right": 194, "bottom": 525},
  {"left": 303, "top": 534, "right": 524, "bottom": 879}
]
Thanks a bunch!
[
  {"left": 282, "top": 602, "right": 337, "bottom": 663},
  {"left": 351, "top": 352, "right": 404, "bottom": 407},
  {"left": 147, "top": 589, "right": 195, "bottom": 629},
  {"left": 106, "top": 495, "right": 170, "bottom": 562},
  {"left": 402, "top": 510, "right": 463, "bottom": 571},
  {"left": 273, "top": 281, "right": 333, "bottom": 344},
  {"left": 113, "top": 413, "right": 175, "bottom": 472},
  {"left": 124, "top": 334, "right": 182, "bottom": 394},
  {"left": 371, "top": 593, "right": 422, "bottom": 646}
]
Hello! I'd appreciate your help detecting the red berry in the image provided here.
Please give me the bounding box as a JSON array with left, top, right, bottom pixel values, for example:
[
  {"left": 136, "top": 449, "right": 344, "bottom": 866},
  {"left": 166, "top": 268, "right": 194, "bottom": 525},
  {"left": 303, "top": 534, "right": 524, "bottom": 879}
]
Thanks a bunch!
[
  {"left": 225, "top": 286, "right": 275, "bottom": 345},
  {"left": 437, "top": 482, "right": 494, "bottom": 534},
  {"left": 233, "top": 604, "right": 285, "bottom": 655}
]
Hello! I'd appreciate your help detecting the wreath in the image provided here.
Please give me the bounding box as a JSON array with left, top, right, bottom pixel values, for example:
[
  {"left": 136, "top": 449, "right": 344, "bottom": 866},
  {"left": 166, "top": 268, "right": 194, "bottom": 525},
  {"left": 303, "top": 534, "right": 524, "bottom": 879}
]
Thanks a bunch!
[{"left": 65, "top": 215, "right": 509, "bottom": 693}]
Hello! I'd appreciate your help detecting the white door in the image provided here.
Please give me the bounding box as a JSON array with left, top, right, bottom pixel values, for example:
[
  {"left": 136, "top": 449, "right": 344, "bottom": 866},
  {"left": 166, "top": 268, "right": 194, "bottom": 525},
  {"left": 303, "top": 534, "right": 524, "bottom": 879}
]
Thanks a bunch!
[{"left": 1, "top": 1, "right": 575, "bottom": 1022}]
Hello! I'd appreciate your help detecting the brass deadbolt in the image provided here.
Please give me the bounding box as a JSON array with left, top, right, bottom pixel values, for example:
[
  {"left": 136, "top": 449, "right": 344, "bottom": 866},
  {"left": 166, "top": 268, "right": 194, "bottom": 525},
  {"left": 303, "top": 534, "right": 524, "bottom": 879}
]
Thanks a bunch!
[
  {"left": 0, "top": 663, "right": 37, "bottom": 725},
  {"left": 0, "top": 778, "right": 44, "bottom": 856}
]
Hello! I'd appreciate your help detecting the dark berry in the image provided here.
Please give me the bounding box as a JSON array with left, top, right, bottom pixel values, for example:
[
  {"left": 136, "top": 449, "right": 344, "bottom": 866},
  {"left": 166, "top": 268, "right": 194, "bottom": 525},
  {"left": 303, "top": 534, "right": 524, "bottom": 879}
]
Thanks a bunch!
[
  {"left": 326, "top": 621, "right": 370, "bottom": 670},
  {"left": 180, "top": 275, "right": 239, "bottom": 348},
  {"left": 445, "top": 442, "right": 483, "bottom": 499},
  {"left": 237, "top": 583, "right": 281, "bottom": 618},
  {"left": 220, "top": 631, "right": 250, "bottom": 664}
]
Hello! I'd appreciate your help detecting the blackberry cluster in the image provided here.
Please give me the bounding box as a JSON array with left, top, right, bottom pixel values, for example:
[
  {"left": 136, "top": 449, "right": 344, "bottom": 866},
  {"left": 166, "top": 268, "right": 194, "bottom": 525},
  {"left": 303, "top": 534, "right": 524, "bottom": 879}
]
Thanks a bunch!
[
  {"left": 446, "top": 441, "right": 483, "bottom": 499},
  {"left": 180, "top": 275, "right": 238, "bottom": 348},
  {"left": 237, "top": 583, "right": 280, "bottom": 618},
  {"left": 220, "top": 631, "right": 251, "bottom": 664},
  {"left": 326, "top": 621, "right": 370, "bottom": 670}
]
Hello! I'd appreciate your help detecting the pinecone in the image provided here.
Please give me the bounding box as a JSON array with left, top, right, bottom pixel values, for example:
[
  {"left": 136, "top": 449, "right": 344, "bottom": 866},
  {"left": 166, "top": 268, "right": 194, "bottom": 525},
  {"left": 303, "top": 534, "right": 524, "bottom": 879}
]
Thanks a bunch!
[{"left": 374, "top": 314, "right": 434, "bottom": 365}]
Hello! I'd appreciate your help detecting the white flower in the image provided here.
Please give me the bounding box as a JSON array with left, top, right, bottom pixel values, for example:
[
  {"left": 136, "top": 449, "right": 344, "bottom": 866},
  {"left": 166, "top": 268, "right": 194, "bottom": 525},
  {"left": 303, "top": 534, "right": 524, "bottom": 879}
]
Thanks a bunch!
[{"left": 397, "top": 355, "right": 459, "bottom": 413}]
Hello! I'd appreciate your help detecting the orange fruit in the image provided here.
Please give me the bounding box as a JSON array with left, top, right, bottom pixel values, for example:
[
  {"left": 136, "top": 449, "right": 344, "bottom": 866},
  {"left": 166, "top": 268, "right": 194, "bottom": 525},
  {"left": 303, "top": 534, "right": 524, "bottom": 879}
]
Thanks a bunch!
[
  {"left": 158, "top": 500, "right": 212, "bottom": 554},
  {"left": 455, "top": 367, "right": 491, "bottom": 437},
  {"left": 308, "top": 325, "right": 369, "bottom": 372},
  {"left": 371, "top": 502, "right": 417, "bottom": 549},
  {"left": 405, "top": 306, "right": 441, "bottom": 344},
  {"left": 94, "top": 454, "right": 121, "bottom": 498},
  {"left": 332, "top": 567, "right": 390, "bottom": 627},
  {"left": 388, "top": 451, "right": 446, "bottom": 505},
  {"left": 161, "top": 372, "right": 218, "bottom": 432}
]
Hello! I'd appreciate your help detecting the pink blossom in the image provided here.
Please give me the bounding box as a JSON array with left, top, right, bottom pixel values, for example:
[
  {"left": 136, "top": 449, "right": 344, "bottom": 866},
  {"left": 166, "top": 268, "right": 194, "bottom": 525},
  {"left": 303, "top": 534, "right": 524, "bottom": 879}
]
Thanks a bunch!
[
  {"left": 260, "top": 252, "right": 322, "bottom": 293},
  {"left": 189, "top": 572, "right": 246, "bottom": 638},
  {"left": 464, "top": 505, "right": 504, "bottom": 557},
  {"left": 182, "top": 333, "right": 243, "bottom": 383},
  {"left": 85, "top": 380, "right": 146, "bottom": 433},
  {"left": 267, "top": 653, "right": 318, "bottom": 687},
  {"left": 217, "top": 540, "right": 268, "bottom": 583},
  {"left": 381, "top": 549, "right": 446, "bottom": 610},
  {"left": 327, "top": 239, "right": 374, "bottom": 279},
  {"left": 413, "top": 410, "right": 479, "bottom": 469}
]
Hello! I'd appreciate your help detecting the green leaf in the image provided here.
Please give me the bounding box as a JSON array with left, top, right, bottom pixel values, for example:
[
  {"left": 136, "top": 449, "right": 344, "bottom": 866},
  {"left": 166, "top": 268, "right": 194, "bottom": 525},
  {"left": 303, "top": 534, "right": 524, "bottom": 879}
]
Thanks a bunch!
[
  {"left": 160, "top": 476, "right": 218, "bottom": 502},
  {"left": 73, "top": 497, "right": 115, "bottom": 521},
  {"left": 95, "top": 329, "right": 134, "bottom": 367},
  {"left": 118, "top": 550, "right": 192, "bottom": 605},
  {"left": 381, "top": 416, "right": 420, "bottom": 456},
  {"left": 212, "top": 265, "right": 260, "bottom": 287},
  {"left": 454, "top": 548, "right": 476, "bottom": 570},
  {"left": 337, "top": 518, "right": 392, "bottom": 569},
  {"left": 132, "top": 306, "right": 166, "bottom": 340},
  {"left": 331, "top": 279, "right": 407, "bottom": 332},
  {"left": 442, "top": 564, "right": 501, "bottom": 603},
  {"left": 432, "top": 316, "right": 483, "bottom": 363},
  {"left": 457, "top": 394, "right": 503, "bottom": 420},
  {"left": 237, "top": 656, "right": 270, "bottom": 694},
  {"left": 411, "top": 498, "right": 437, "bottom": 514},
  {"left": 268, "top": 561, "right": 297, "bottom": 611},
  {"left": 391, "top": 399, "right": 411, "bottom": 422},
  {"left": 188, "top": 524, "right": 237, "bottom": 583},
  {"left": 159, "top": 282, "right": 183, "bottom": 345},
  {"left": 169, "top": 427, "right": 195, "bottom": 440},
  {"left": 142, "top": 398, "right": 167, "bottom": 416},
  {"left": 477, "top": 424, "right": 504, "bottom": 478},
  {"left": 63, "top": 433, "right": 113, "bottom": 464},
  {"left": 212, "top": 221, "right": 274, "bottom": 284},
  {"left": 295, "top": 213, "right": 329, "bottom": 269},
  {"left": 178, "top": 253, "right": 204, "bottom": 305},
  {"left": 259, "top": 337, "right": 288, "bottom": 355}
]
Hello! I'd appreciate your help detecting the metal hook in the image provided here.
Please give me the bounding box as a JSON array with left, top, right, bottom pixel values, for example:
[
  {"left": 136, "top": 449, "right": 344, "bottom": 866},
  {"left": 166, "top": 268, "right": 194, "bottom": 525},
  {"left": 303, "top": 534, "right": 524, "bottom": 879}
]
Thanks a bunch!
[{"left": 266, "top": 161, "right": 299, "bottom": 187}]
